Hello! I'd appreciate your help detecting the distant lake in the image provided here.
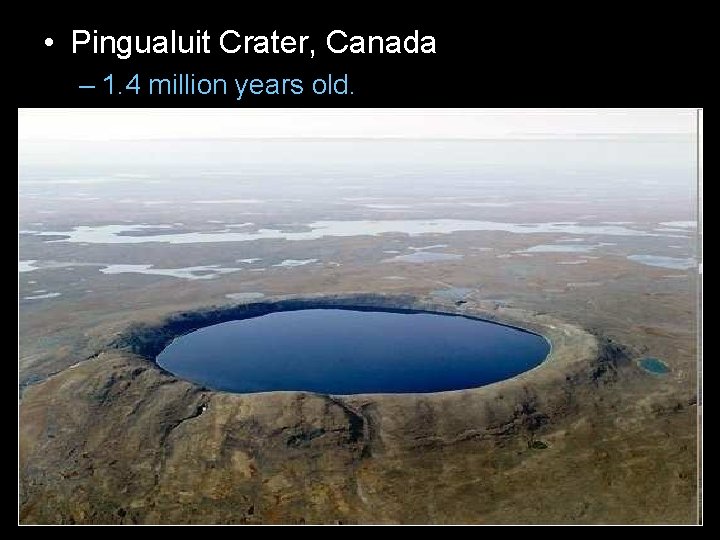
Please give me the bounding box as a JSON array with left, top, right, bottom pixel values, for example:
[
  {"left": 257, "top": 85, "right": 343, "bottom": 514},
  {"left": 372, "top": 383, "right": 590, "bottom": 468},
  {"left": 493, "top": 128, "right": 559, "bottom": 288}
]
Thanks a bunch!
[
  {"left": 627, "top": 255, "right": 695, "bottom": 270},
  {"left": 384, "top": 252, "right": 462, "bottom": 263},
  {"left": 156, "top": 308, "right": 550, "bottom": 394}
]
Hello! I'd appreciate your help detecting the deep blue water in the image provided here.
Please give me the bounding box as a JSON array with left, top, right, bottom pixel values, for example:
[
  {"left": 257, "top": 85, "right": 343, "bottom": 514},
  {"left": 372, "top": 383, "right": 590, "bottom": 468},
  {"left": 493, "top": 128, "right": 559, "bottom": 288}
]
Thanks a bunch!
[{"left": 156, "top": 308, "right": 550, "bottom": 394}]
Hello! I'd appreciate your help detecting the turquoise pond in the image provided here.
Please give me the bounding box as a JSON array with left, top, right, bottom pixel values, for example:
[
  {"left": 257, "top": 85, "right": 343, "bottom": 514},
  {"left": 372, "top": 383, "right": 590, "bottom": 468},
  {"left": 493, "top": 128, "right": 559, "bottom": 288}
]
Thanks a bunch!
[{"left": 639, "top": 357, "right": 670, "bottom": 374}]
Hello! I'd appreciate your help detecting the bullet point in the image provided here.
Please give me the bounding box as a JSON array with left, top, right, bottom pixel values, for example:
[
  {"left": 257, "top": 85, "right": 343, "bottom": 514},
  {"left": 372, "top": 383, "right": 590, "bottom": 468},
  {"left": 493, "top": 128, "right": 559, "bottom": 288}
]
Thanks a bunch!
[{"left": 45, "top": 38, "right": 53, "bottom": 47}]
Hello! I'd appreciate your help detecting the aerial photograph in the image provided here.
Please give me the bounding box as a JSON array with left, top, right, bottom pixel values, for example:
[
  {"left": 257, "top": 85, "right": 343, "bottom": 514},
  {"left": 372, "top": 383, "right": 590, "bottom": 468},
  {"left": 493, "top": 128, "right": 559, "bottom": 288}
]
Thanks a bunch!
[{"left": 18, "top": 109, "right": 700, "bottom": 524}]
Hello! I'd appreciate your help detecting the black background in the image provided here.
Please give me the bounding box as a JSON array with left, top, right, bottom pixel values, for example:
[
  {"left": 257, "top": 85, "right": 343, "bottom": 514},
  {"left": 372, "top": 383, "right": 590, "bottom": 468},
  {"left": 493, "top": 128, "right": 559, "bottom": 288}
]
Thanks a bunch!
[{"left": 16, "top": 15, "right": 703, "bottom": 108}]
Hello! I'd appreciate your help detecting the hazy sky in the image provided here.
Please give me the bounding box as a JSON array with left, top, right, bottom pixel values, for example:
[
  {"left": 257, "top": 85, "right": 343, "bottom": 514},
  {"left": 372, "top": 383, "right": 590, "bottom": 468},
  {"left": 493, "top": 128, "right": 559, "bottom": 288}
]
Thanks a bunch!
[{"left": 18, "top": 109, "right": 697, "bottom": 141}]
